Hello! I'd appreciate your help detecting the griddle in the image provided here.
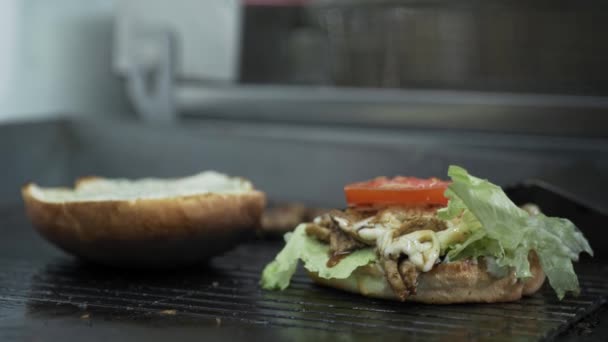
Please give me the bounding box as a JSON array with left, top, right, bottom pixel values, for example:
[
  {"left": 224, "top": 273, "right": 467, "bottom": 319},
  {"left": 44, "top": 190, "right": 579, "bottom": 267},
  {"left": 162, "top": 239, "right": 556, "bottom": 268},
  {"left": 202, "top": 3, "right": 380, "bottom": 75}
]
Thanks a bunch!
[
  {"left": 1, "top": 190, "right": 607, "bottom": 342},
  {"left": 2, "top": 118, "right": 608, "bottom": 341}
]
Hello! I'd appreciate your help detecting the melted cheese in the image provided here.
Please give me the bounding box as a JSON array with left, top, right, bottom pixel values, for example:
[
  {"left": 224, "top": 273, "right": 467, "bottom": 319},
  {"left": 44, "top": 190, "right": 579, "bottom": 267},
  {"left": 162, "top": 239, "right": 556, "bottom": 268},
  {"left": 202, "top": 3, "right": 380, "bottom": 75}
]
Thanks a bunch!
[
  {"left": 358, "top": 225, "right": 387, "bottom": 242},
  {"left": 347, "top": 216, "right": 472, "bottom": 272},
  {"left": 379, "top": 230, "right": 440, "bottom": 272}
]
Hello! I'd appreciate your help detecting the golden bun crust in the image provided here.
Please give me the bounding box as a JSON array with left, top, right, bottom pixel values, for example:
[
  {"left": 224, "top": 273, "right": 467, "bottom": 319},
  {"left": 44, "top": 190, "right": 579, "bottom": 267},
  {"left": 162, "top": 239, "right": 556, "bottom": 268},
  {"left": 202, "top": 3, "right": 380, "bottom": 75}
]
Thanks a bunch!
[
  {"left": 22, "top": 180, "right": 266, "bottom": 268},
  {"left": 309, "top": 253, "right": 545, "bottom": 304}
]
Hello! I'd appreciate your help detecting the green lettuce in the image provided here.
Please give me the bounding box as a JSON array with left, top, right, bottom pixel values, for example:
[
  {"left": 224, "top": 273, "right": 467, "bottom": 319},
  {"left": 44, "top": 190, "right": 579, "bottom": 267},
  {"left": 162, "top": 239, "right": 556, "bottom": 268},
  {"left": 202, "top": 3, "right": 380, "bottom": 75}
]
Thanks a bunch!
[
  {"left": 260, "top": 224, "right": 377, "bottom": 290},
  {"left": 440, "top": 165, "right": 593, "bottom": 299}
]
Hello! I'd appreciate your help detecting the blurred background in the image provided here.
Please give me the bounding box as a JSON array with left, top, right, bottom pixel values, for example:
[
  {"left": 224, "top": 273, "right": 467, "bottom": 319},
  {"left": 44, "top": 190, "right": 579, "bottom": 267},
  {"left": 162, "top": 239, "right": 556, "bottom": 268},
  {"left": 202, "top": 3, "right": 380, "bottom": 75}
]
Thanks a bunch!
[
  {"left": 2, "top": 0, "right": 608, "bottom": 125},
  {"left": 0, "top": 0, "right": 129, "bottom": 122},
  {"left": 1, "top": 0, "right": 607, "bottom": 208}
]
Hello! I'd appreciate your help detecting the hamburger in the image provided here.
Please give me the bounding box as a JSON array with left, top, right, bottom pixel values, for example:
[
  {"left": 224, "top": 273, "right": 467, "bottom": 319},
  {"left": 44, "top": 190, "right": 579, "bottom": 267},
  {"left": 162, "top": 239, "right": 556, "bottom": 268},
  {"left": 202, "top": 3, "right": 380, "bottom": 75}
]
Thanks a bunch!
[{"left": 260, "top": 166, "right": 592, "bottom": 303}]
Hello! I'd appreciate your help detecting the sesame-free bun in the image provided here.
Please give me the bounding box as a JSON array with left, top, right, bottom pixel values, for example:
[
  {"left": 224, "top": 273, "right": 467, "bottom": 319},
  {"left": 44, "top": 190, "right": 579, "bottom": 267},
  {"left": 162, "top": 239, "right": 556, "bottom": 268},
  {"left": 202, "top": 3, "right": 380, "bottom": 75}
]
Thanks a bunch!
[
  {"left": 309, "top": 253, "right": 545, "bottom": 304},
  {"left": 22, "top": 172, "right": 266, "bottom": 268}
]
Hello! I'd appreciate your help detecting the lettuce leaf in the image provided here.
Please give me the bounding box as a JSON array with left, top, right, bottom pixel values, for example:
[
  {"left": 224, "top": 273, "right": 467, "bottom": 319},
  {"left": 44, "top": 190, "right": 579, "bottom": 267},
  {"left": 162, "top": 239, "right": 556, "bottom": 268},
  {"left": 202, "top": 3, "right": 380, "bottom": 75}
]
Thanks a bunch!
[
  {"left": 260, "top": 224, "right": 377, "bottom": 290},
  {"left": 443, "top": 165, "right": 593, "bottom": 299}
]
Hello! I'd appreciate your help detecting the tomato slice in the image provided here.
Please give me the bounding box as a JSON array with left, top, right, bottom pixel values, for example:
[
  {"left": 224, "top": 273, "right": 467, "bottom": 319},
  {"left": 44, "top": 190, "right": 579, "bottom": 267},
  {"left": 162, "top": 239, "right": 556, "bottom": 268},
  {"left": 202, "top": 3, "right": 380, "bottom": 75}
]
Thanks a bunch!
[{"left": 344, "top": 176, "right": 450, "bottom": 207}]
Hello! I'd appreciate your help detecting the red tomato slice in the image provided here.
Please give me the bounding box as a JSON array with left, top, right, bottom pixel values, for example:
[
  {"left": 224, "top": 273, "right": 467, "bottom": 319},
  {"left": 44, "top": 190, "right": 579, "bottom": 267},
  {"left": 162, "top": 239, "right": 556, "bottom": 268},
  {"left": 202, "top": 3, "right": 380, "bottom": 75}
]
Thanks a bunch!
[{"left": 344, "top": 176, "right": 450, "bottom": 207}]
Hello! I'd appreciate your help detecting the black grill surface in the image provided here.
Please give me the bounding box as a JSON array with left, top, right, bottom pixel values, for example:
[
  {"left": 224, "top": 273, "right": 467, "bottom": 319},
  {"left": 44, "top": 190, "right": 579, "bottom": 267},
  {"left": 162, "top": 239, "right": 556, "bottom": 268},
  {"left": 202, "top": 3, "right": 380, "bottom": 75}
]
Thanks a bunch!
[{"left": 1, "top": 204, "right": 607, "bottom": 342}]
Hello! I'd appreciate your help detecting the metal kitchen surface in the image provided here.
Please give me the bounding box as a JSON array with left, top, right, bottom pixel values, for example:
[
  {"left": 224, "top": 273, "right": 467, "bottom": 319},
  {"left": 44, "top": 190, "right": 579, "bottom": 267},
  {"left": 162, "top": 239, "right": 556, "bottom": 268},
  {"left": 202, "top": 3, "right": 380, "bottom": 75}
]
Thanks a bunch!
[{"left": 0, "top": 203, "right": 606, "bottom": 342}]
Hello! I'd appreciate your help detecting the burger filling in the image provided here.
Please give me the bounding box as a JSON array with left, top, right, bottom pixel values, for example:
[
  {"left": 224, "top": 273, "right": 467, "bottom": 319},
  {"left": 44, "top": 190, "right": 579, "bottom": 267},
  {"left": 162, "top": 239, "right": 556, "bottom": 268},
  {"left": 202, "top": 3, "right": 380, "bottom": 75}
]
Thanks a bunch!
[
  {"left": 304, "top": 205, "right": 469, "bottom": 300},
  {"left": 260, "top": 166, "right": 593, "bottom": 300}
]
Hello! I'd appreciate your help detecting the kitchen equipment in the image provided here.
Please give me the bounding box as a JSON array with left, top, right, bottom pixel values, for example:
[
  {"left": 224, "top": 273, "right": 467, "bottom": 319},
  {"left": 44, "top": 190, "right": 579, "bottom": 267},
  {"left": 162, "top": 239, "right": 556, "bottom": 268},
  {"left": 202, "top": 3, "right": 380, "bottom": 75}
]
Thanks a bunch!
[
  {"left": 114, "top": 0, "right": 242, "bottom": 121},
  {"left": 309, "top": 0, "right": 608, "bottom": 94},
  {"left": 113, "top": 0, "right": 608, "bottom": 138}
]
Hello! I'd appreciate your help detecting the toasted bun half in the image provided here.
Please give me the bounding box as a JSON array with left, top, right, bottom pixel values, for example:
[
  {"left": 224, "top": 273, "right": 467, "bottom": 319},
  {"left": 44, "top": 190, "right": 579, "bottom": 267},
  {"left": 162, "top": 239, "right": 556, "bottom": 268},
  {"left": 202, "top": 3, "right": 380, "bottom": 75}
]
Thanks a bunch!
[
  {"left": 22, "top": 172, "right": 266, "bottom": 268},
  {"left": 309, "top": 253, "right": 545, "bottom": 304}
]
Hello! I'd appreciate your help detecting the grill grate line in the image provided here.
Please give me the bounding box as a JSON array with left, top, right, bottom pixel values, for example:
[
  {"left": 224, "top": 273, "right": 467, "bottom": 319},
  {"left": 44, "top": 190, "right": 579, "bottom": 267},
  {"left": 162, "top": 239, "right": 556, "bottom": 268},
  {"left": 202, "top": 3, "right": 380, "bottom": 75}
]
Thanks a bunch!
[
  {"left": 1, "top": 294, "right": 444, "bottom": 336},
  {"left": 1, "top": 284, "right": 551, "bottom": 335},
  {"left": 3, "top": 273, "right": 577, "bottom": 324},
  {"left": 1, "top": 295, "right": 365, "bottom": 335},
  {"left": 1, "top": 267, "right": 595, "bottom": 324}
]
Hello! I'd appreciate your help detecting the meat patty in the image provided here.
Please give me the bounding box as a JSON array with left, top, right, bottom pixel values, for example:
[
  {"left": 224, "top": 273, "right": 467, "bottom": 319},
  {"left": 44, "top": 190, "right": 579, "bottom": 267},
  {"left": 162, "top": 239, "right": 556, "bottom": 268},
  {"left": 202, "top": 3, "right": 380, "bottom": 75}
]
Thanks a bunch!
[
  {"left": 329, "top": 226, "right": 365, "bottom": 255},
  {"left": 399, "top": 260, "right": 420, "bottom": 296},
  {"left": 307, "top": 213, "right": 366, "bottom": 255},
  {"left": 383, "top": 259, "right": 410, "bottom": 301},
  {"left": 305, "top": 223, "right": 331, "bottom": 242},
  {"left": 392, "top": 217, "right": 447, "bottom": 238},
  {"left": 382, "top": 258, "right": 420, "bottom": 301}
]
